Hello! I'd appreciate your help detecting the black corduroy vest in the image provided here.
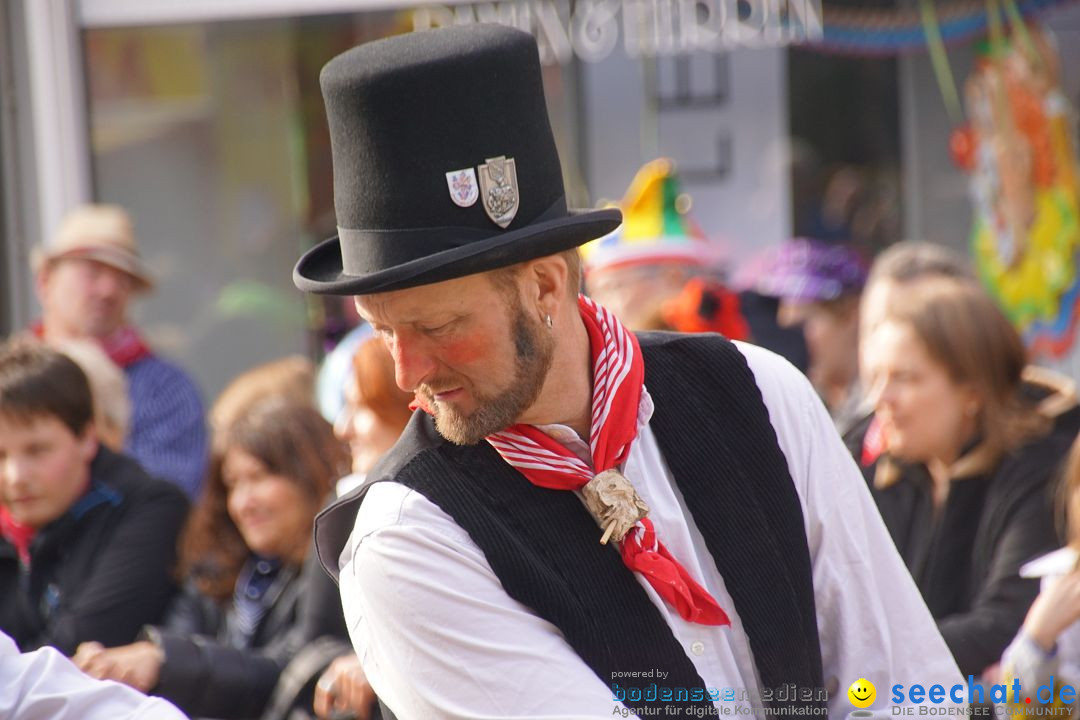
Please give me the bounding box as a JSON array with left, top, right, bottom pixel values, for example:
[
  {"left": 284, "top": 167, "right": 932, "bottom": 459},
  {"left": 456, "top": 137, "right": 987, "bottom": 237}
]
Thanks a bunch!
[{"left": 315, "top": 332, "right": 825, "bottom": 716}]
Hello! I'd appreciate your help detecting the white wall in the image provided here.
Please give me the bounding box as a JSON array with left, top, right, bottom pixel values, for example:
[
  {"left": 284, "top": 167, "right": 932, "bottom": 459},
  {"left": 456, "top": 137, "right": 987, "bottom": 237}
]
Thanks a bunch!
[{"left": 582, "top": 45, "right": 790, "bottom": 268}]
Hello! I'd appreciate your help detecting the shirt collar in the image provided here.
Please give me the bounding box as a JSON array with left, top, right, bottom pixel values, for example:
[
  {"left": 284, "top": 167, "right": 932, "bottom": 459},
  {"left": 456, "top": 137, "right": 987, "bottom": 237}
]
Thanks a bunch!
[{"left": 532, "top": 387, "right": 656, "bottom": 468}]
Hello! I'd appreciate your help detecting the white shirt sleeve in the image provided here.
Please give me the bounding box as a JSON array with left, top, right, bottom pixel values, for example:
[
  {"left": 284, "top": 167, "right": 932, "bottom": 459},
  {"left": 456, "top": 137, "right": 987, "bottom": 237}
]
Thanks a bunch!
[
  {"left": 339, "top": 481, "right": 620, "bottom": 719},
  {"left": 0, "top": 631, "right": 188, "bottom": 720},
  {"left": 735, "top": 341, "right": 965, "bottom": 717}
]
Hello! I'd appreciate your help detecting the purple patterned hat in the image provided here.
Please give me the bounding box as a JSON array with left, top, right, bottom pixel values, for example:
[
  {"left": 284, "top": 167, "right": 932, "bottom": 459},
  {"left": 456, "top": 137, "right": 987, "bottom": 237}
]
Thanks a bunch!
[{"left": 755, "top": 238, "right": 868, "bottom": 302}]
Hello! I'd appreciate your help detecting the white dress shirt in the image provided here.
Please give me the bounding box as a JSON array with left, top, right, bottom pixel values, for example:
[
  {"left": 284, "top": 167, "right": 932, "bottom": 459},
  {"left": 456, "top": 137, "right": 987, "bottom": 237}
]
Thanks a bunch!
[
  {"left": 338, "top": 341, "right": 963, "bottom": 719},
  {"left": 0, "top": 631, "right": 187, "bottom": 720}
]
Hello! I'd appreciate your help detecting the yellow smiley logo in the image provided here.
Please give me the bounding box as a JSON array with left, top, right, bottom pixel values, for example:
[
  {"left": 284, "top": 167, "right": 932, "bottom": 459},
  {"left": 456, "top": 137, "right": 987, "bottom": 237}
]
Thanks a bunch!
[{"left": 848, "top": 678, "right": 876, "bottom": 708}]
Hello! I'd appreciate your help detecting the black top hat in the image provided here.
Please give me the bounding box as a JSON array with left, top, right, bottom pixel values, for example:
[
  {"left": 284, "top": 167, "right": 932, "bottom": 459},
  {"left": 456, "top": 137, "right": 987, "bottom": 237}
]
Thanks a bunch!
[{"left": 293, "top": 24, "right": 622, "bottom": 295}]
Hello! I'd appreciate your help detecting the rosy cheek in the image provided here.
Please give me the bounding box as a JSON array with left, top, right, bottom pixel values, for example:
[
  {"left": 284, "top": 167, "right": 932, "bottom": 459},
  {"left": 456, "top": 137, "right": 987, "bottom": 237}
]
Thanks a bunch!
[{"left": 439, "top": 332, "right": 492, "bottom": 366}]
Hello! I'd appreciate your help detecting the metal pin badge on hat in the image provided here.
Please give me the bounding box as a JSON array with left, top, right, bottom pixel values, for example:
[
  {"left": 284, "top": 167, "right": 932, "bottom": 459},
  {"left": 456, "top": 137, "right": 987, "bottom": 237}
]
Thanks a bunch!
[
  {"left": 478, "top": 156, "right": 519, "bottom": 228},
  {"left": 446, "top": 168, "right": 479, "bottom": 208}
]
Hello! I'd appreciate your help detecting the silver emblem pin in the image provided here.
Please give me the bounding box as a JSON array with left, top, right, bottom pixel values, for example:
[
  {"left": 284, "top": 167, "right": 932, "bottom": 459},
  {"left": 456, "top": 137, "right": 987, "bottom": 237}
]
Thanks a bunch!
[{"left": 477, "top": 156, "right": 519, "bottom": 228}]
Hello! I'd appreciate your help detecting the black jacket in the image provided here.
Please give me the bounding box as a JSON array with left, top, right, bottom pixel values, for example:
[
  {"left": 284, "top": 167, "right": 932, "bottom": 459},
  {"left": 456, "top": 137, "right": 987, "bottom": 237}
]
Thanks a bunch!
[
  {"left": 148, "top": 542, "right": 348, "bottom": 720},
  {"left": 0, "top": 447, "right": 189, "bottom": 654},
  {"left": 872, "top": 429, "right": 1072, "bottom": 676}
]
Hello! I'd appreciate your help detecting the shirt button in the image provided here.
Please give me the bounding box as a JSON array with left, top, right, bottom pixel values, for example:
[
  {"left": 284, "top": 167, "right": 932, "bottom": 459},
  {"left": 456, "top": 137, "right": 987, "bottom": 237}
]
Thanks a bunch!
[{"left": 690, "top": 641, "right": 705, "bottom": 656}]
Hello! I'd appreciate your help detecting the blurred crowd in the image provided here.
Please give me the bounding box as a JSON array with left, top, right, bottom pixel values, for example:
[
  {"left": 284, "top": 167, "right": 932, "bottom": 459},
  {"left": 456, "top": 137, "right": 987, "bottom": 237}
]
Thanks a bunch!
[{"left": 3, "top": 155, "right": 1080, "bottom": 719}]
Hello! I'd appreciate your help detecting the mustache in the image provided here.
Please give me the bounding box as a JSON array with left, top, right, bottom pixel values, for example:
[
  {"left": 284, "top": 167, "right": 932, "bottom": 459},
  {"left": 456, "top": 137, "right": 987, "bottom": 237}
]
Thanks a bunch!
[{"left": 417, "top": 379, "right": 465, "bottom": 397}]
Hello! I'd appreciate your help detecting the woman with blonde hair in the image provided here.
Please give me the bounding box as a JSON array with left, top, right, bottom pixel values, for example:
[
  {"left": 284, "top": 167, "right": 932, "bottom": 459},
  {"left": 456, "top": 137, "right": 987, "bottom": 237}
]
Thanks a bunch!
[{"left": 863, "top": 276, "right": 1073, "bottom": 677}]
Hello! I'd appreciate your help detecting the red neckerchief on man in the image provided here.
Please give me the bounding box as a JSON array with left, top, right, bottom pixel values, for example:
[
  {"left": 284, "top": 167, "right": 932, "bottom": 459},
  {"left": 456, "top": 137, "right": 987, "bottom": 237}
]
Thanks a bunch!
[
  {"left": 30, "top": 322, "right": 151, "bottom": 368},
  {"left": 486, "top": 295, "right": 730, "bottom": 626}
]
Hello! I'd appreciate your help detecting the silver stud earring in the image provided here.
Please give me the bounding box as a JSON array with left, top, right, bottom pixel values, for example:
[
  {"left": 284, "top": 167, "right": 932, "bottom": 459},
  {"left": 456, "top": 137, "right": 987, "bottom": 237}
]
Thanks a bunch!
[{"left": 546, "top": 314, "right": 553, "bottom": 329}]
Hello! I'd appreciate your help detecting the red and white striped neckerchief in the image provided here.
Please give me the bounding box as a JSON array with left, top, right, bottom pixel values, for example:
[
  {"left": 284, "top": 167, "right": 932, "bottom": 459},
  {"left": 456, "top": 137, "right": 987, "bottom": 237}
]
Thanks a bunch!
[{"left": 487, "top": 295, "right": 730, "bottom": 626}]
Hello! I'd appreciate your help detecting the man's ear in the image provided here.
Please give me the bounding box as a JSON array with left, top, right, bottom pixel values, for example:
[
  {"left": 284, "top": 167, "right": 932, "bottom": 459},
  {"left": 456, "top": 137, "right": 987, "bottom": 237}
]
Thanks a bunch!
[{"left": 526, "top": 255, "right": 569, "bottom": 321}]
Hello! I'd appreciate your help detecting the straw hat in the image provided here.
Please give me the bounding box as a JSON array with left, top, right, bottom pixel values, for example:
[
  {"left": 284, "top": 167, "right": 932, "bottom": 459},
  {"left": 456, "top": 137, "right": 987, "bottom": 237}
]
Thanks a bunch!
[{"left": 33, "top": 204, "right": 153, "bottom": 292}]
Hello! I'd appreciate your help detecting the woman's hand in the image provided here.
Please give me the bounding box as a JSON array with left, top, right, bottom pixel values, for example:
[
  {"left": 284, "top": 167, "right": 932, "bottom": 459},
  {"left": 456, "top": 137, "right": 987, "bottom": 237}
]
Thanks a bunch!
[
  {"left": 72, "top": 640, "right": 164, "bottom": 693},
  {"left": 1023, "top": 570, "right": 1080, "bottom": 653},
  {"left": 313, "top": 653, "right": 375, "bottom": 720}
]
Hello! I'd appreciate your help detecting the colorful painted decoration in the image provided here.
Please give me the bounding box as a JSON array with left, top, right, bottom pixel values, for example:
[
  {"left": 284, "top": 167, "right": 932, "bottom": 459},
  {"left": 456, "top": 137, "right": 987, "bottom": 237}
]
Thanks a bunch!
[
  {"left": 809, "top": 0, "right": 1070, "bottom": 55},
  {"left": 579, "top": 158, "right": 720, "bottom": 272},
  {"left": 958, "top": 26, "right": 1080, "bottom": 359}
]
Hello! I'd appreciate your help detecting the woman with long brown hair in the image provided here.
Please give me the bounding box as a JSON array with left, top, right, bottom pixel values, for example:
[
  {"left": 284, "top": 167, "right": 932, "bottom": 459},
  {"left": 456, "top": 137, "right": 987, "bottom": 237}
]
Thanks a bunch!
[
  {"left": 864, "top": 276, "right": 1073, "bottom": 677},
  {"left": 76, "top": 397, "right": 349, "bottom": 719}
]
